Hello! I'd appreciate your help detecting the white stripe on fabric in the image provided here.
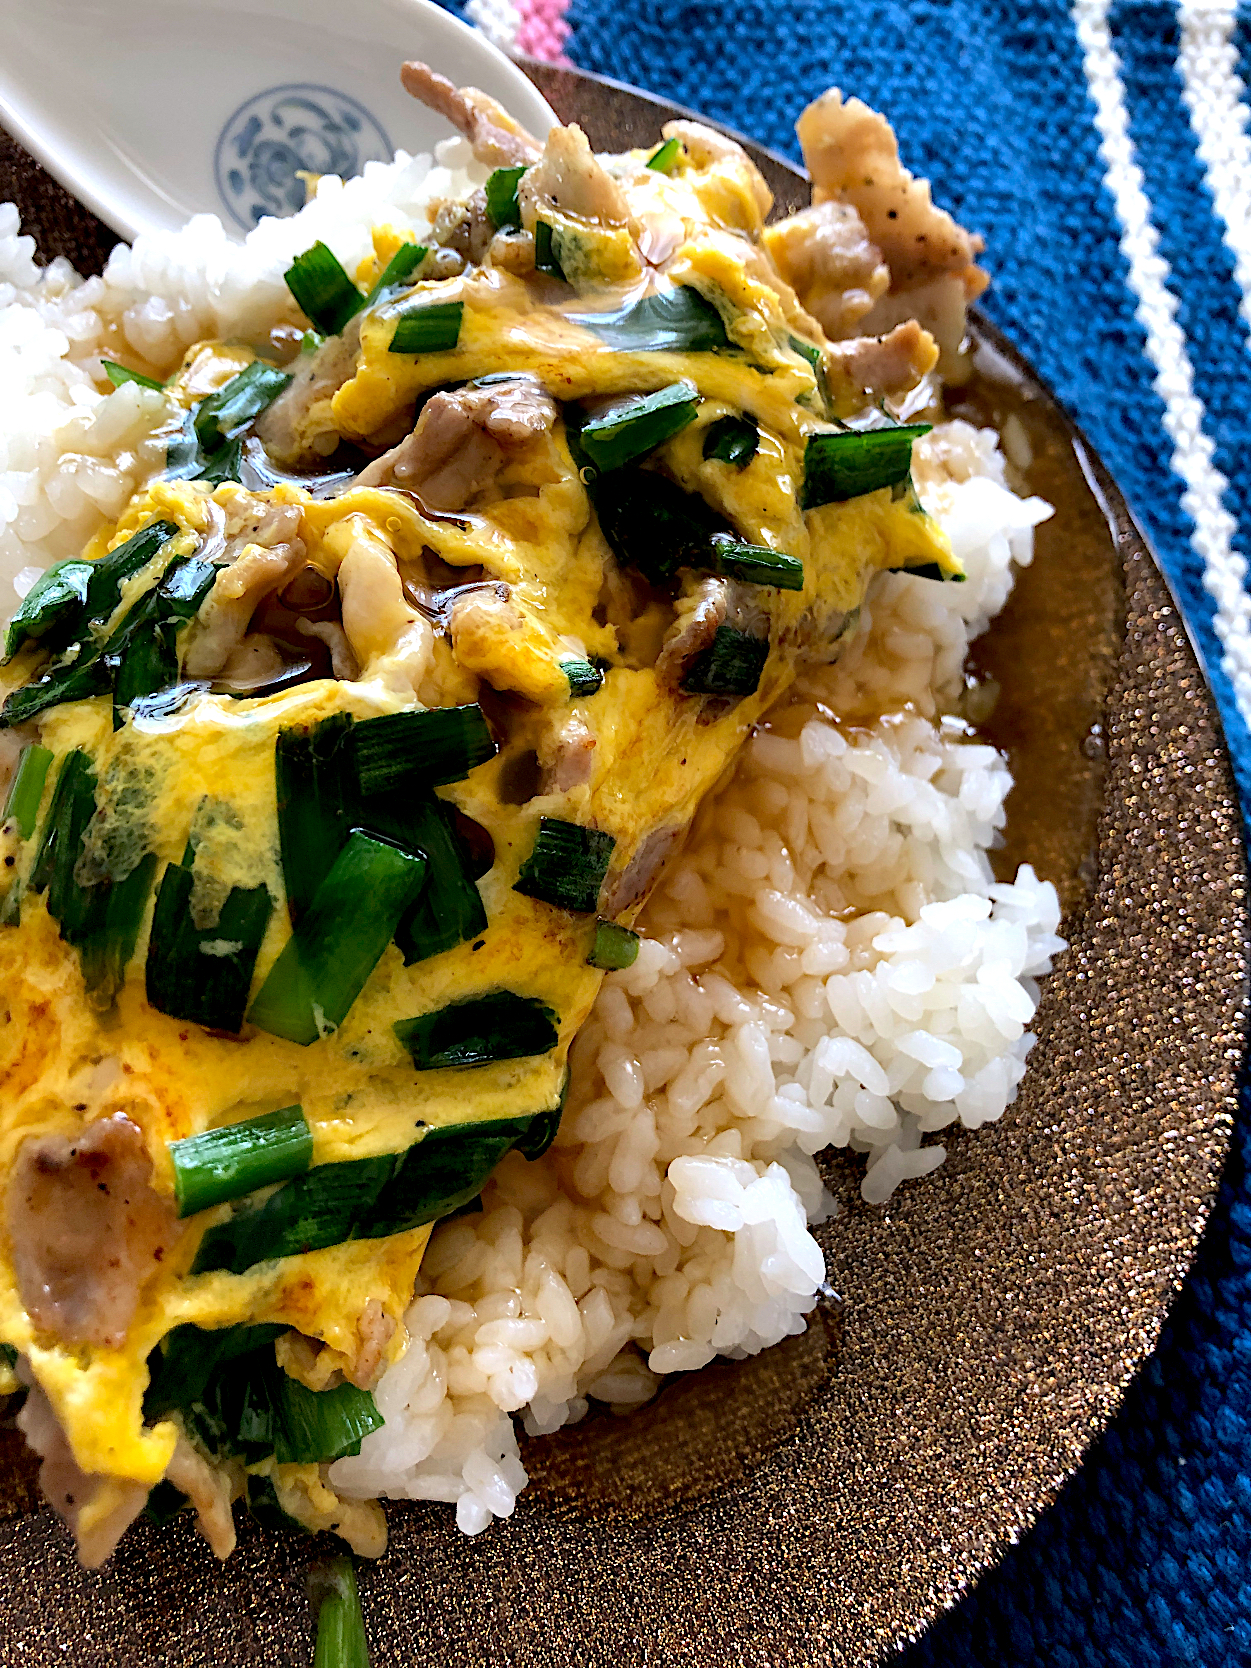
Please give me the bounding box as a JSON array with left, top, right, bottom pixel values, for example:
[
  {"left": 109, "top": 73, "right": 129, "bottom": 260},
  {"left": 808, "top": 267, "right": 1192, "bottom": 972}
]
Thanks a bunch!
[
  {"left": 1178, "top": 1, "right": 1251, "bottom": 338},
  {"left": 1073, "top": 0, "right": 1251, "bottom": 722},
  {"left": 466, "top": 0, "right": 521, "bottom": 52}
]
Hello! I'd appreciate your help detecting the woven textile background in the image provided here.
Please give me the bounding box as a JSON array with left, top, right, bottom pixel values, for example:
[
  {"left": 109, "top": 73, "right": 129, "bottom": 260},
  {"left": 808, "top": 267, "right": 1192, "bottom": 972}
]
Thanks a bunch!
[{"left": 442, "top": 0, "right": 1251, "bottom": 1662}]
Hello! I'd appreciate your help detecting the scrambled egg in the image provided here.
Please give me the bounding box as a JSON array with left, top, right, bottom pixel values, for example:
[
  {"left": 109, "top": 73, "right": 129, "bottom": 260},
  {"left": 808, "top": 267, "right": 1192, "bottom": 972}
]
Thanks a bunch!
[{"left": 0, "top": 87, "right": 957, "bottom": 1565}]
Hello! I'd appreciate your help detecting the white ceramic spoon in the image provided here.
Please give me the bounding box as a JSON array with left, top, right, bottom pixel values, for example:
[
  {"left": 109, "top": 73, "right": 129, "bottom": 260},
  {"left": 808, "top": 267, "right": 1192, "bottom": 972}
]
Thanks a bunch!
[{"left": 0, "top": 0, "right": 555, "bottom": 241}]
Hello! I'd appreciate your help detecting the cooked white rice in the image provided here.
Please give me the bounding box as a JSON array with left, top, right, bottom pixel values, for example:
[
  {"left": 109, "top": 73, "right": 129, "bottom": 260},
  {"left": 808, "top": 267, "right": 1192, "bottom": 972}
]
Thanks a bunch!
[{"left": 0, "top": 146, "right": 1061, "bottom": 1540}]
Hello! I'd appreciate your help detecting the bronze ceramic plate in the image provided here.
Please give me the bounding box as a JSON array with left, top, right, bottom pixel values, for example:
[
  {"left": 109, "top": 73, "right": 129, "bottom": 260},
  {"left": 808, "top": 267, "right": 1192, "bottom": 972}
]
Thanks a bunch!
[{"left": 0, "top": 63, "right": 1247, "bottom": 1668}]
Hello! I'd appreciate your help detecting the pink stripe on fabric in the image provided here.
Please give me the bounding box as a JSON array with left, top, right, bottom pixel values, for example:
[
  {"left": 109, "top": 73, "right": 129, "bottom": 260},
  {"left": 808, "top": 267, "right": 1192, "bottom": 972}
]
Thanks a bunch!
[{"left": 514, "top": 0, "right": 571, "bottom": 63}]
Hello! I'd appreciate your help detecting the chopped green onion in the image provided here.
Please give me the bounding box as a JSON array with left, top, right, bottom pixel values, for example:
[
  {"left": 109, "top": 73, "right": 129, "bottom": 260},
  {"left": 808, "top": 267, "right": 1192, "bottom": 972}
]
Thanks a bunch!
[
  {"left": 392, "top": 796, "right": 487, "bottom": 965},
  {"left": 248, "top": 831, "right": 426, "bottom": 1046},
  {"left": 284, "top": 242, "right": 365, "bottom": 336},
  {"left": 789, "top": 333, "right": 822, "bottom": 368},
  {"left": 276, "top": 714, "right": 355, "bottom": 924},
  {"left": 568, "top": 286, "right": 729, "bottom": 354},
  {"left": 578, "top": 381, "right": 699, "bottom": 474},
  {"left": 388, "top": 301, "right": 464, "bottom": 355},
  {"left": 510, "top": 1076, "right": 568, "bottom": 1160},
  {"left": 3, "top": 743, "right": 53, "bottom": 839},
  {"left": 191, "top": 1113, "right": 540, "bottom": 1275},
  {"left": 278, "top": 1377, "right": 383, "bottom": 1466},
  {"left": 514, "top": 816, "right": 615, "bottom": 913},
  {"left": 157, "top": 555, "right": 217, "bottom": 619},
  {"left": 144, "top": 1321, "right": 287, "bottom": 1419},
  {"left": 361, "top": 240, "right": 429, "bottom": 311},
  {"left": 38, "top": 750, "right": 97, "bottom": 939},
  {"left": 708, "top": 535, "right": 804, "bottom": 591},
  {"left": 592, "top": 468, "right": 728, "bottom": 585},
  {"left": 170, "top": 1104, "right": 313, "bottom": 1218},
  {"left": 588, "top": 918, "right": 640, "bottom": 970},
  {"left": 194, "top": 434, "right": 245, "bottom": 486},
  {"left": 76, "top": 851, "right": 158, "bottom": 1003},
  {"left": 87, "top": 519, "right": 181, "bottom": 621},
  {"left": 3, "top": 560, "right": 92, "bottom": 661},
  {"left": 646, "top": 136, "right": 683, "bottom": 174},
  {"left": 102, "top": 359, "right": 164, "bottom": 392},
  {"left": 533, "top": 219, "right": 565, "bottom": 280},
  {"left": 300, "top": 330, "right": 326, "bottom": 354},
  {"left": 194, "top": 360, "right": 293, "bottom": 455},
  {"left": 560, "top": 658, "right": 604, "bottom": 698},
  {"left": 394, "top": 991, "right": 558, "bottom": 1071},
  {"left": 145, "top": 862, "right": 274, "bottom": 1033},
  {"left": 801, "top": 423, "right": 932, "bottom": 509},
  {"left": 3, "top": 519, "right": 179, "bottom": 671},
  {"left": 680, "top": 624, "right": 769, "bottom": 696},
  {"left": 485, "top": 165, "right": 527, "bottom": 230},
  {"left": 702, "top": 413, "right": 759, "bottom": 469},
  {"left": 313, "top": 1557, "right": 372, "bottom": 1668},
  {"left": 353, "top": 704, "right": 496, "bottom": 796}
]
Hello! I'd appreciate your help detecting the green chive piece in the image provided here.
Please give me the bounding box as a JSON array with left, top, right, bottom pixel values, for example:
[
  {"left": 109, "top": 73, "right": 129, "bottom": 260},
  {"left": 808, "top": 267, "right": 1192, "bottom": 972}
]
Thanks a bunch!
[
  {"left": 568, "top": 286, "right": 729, "bottom": 353},
  {"left": 560, "top": 658, "right": 604, "bottom": 698},
  {"left": 388, "top": 301, "right": 464, "bottom": 355},
  {"left": 145, "top": 863, "right": 274, "bottom": 1033},
  {"left": 353, "top": 704, "right": 496, "bottom": 796},
  {"left": 248, "top": 831, "right": 426, "bottom": 1046},
  {"left": 3, "top": 744, "right": 53, "bottom": 839},
  {"left": 789, "top": 333, "right": 822, "bottom": 368},
  {"left": 170, "top": 1104, "right": 313, "bottom": 1218},
  {"left": 87, "top": 519, "right": 181, "bottom": 621},
  {"left": 284, "top": 242, "right": 365, "bottom": 336},
  {"left": 801, "top": 423, "right": 932, "bottom": 509},
  {"left": 392, "top": 797, "right": 487, "bottom": 966},
  {"left": 578, "top": 381, "right": 699, "bottom": 474},
  {"left": 1, "top": 643, "right": 110, "bottom": 728},
  {"left": 300, "top": 330, "right": 326, "bottom": 354},
  {"left": 592, "top": 468, "right": 727, "bottom": 585},
  {"left": 588, "top": 918, "right": 640, "bottom": 970},
  {"left": 708, "top": 535, "right": 804, "bottom": 591},
  {"left": 3, "top": 560, "right": 92, "bottom": 661},
  {"left": 102, "top": 359, "right": 164, "bottom": 392},
  {"left": 276, "top": 714, "right": 354, "bottom": 924},
  {"left": 680, "top": 624, "right": 769, "bottom": 696},
  {"left": 533, "top": 219, "right": 565, "bottom": 280},
  {"left": 313, "top": 1558, "right": 371, "bottom": 1668},
  {"left": 485, "top": 165, "right": 527, "bottom": 230},
  {"left": 39, "top": 750, "right": 98, "bottom": 939},
  {"left": 361, "top": 240, "right": 429, "bottom": 311},
  {"left": 278, "top": 1379, "right": 383, "bottom": 1467},
  {"left": 194, "top": 360, "right": 293, "bottom": 455},
  {"left": 76, "top": 851, "right": 158, "bottom": 1004},
  {"left": 144, "top": 1321, "right": 287, "bottom": 1420},
  {"left": 394, "top": 992, "right": 558, "bottom": 1071},
  {"left": 28, "top": 751, "right": 81, "bottom": 896},
  {"left": 191, "top": 1114, "right": 540, "bottom": 1275},
  {"left": 194, "top": 434, "right": 245, "bottom": 486},
  {"left": 646, "top": 136, "right": 683, "bottom": 174},
  {"left": 514, "top": 816, "right": 615, "bottom": 914},
  {"left": 702, "top": 413, "right": 759, "bottom": 469}
]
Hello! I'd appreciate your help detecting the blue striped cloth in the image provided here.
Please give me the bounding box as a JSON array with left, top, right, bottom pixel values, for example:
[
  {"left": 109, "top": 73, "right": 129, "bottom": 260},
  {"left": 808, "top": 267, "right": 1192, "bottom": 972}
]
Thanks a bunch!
[{"left": 448, "top": 2, "right": 1251, "bottom": 1659}]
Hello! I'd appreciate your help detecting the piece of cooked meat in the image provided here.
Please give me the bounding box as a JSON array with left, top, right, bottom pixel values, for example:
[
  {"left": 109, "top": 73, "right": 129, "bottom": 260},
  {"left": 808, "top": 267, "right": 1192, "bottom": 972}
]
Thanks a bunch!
[
  {"left": 538, "top": 711, "right": 597, "bottom": 793},
  {"left": 793, "top": 89, "right": 988, "bottom": 364},
  {"left": 762, "top": 200, "right": 890, "bottom": 339},
  {"left": 16, "top": 1377, "right": 150, "bottom": 1568},
  {"left": 6, "top": 1113, "right": 181, "bottom": 1349},
  {"left": 254, "top": 318, "right": 362, "bottom": 467},
  {"left": 355, "top": 379, "right": 558, "bottom": 509},
  {"left": 400, "top": 61, "right": 542, "bottom": 167},
  {"left": 519, "top": 122, "right": 633, "bottom": 230},
  {"left": 165, "top": 1435, "right": 237, "bottom": 1560},
  {"left": 826, "top": 320, "right": 939, "bottom": 404},
  {"left": 183, "top": 508, "right": 307, "bottom": 678},
  {"left": 428, "top": 187, "right": 495, "bottom": 267},
  {"left": 349, "top": 1298, "right": 396, "bottom": 1391}
]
